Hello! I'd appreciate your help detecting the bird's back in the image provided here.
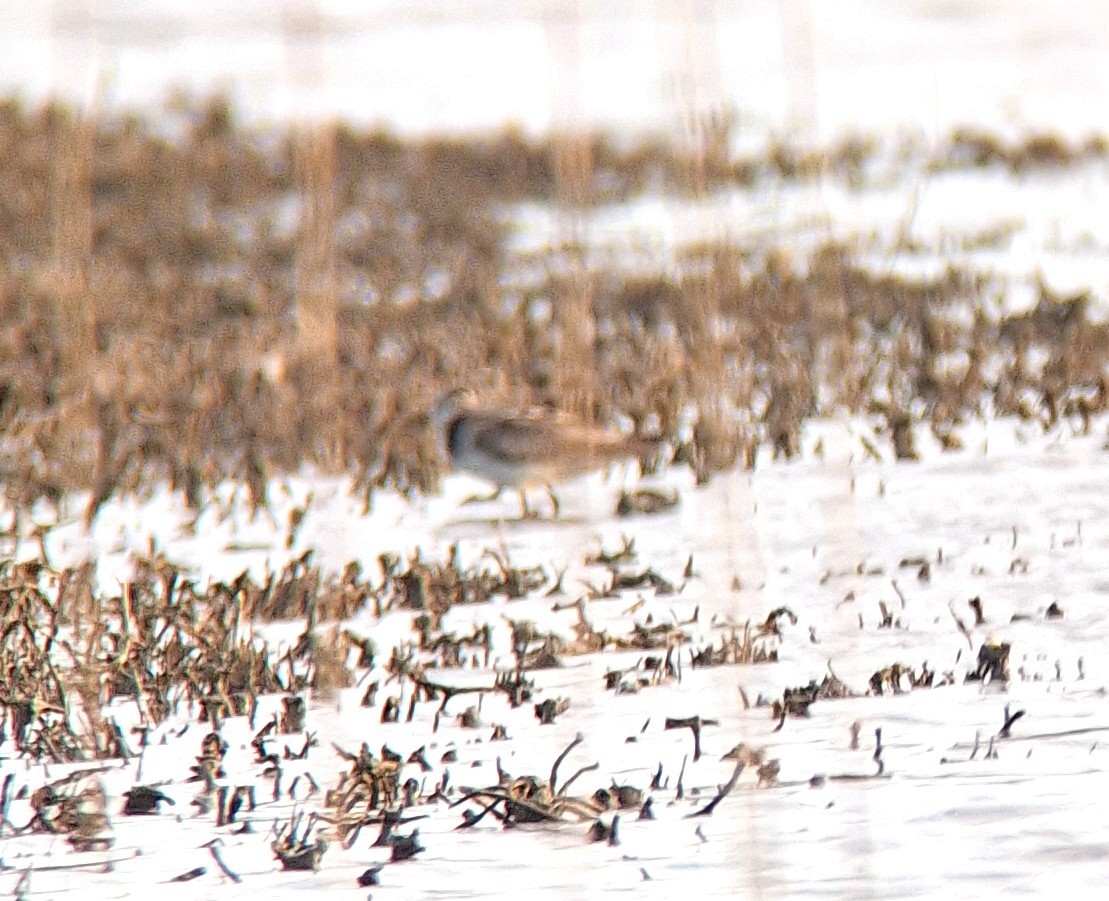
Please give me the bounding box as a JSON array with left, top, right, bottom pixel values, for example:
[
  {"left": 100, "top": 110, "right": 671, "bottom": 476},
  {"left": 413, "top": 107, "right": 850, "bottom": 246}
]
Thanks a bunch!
[{"left": 445, "top": 406, "right": 654, "bottom": 489}]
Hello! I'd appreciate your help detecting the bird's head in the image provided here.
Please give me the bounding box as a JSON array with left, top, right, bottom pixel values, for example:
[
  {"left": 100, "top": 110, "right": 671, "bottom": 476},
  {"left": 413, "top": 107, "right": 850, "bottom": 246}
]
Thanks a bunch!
[{"left": 430, "top": 387, "right": 476, "bottom": 435}]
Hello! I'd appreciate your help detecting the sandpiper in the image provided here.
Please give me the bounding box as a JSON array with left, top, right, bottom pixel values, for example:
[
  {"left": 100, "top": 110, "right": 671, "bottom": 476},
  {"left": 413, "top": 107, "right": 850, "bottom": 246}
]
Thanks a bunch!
[{"left": 431, "top": 389, "right": 656, "bottom": 518}]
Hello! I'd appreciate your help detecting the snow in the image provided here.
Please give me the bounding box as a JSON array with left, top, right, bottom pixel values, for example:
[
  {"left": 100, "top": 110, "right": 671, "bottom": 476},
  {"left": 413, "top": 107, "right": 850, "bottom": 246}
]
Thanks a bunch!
[
  {"left": 5, "top": 2, "right": 1109, "bottom": 897},
  {"left": 8, "top": 1, "right": 1109, "bottom": 304},
  {"left": 508, "top": 160, "right": 1109, "bottom": 316},
  {"left": 0, "top": 417, "right": 1106, "bottom": 897},
  {"left": 5, "top": 0, "right": 1109, "bottom": 142}
]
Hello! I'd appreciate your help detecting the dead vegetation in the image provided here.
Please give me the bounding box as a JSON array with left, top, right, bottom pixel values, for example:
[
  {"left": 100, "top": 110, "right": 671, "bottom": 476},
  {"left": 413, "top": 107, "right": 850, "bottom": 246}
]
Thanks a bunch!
[
  {"left": 1, "top": 96, "right": 1109, "bottom": 522},
  {"left": 0, "top": 535, "right": 689, "bottom": 766},
  {"left": 0, "top": 525, "right": 1051, "bottom": 778},
  {"left": 935, "top": 127, "right": 1109, "bottom": 173},
  {"left": 450, "top": 732, "right": 605, "bottom": 826},
  {"left": 0, "top": 519, "right": 1093, "bottom": 889},
  {"left": 0, "top": 97, "right": 1105, "bottom": 881}
]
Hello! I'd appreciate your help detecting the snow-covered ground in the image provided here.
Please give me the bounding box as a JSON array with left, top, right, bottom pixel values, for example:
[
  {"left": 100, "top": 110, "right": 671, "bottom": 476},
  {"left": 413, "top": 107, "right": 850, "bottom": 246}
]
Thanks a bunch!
[
  {"left": 6, "top": 0, "right": 1109, "bottom": 143},
  {"left": 5, "top": 2, "right": 1109, "bottom": 897},
  {"left": 7, "top": 1, "right": 1109, "bottom": 305},
  {"left": 507, "top": 158, "right": 1109, "bottom": 318},
  {"left": 0, "top": 416, "right": 1106, "bottom": 898}
]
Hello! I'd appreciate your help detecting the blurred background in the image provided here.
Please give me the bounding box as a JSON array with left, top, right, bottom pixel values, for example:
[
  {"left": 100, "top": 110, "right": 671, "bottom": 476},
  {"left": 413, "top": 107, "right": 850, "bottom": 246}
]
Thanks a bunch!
[
  {"left": 2, "top": 0, "right": 1109, "bottom": 521},
  {"left": 5, "top": 0, "right": 1109, "bottom": 142}
]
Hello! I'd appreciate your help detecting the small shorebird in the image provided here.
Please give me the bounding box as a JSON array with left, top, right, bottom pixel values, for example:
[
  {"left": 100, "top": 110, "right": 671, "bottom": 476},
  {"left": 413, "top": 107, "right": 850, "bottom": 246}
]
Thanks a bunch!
[{"left": 431, "top": 389, "right": 656, "bottom": 518}]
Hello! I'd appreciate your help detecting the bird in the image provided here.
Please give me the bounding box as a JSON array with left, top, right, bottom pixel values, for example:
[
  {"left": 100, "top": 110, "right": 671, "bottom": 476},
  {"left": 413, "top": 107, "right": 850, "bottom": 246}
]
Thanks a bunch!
[{"left": 430, "top": 389, "right": 656, "bottom": 518}]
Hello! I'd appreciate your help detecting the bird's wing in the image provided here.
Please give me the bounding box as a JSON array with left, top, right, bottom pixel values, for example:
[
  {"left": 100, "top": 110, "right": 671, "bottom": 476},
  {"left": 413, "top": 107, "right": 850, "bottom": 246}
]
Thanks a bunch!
[
  {"left": 469, "top": 416, "right": 564, "bottom": 464},
  {"left": 474, "top": 414, "right": 642, "bottom": 461}
]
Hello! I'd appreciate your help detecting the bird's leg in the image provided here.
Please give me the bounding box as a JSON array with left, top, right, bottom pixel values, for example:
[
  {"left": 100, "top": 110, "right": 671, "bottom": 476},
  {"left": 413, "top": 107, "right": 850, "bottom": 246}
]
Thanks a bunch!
[
  {"left": 515, "top": 487, "right": 558, "bottom": 520},
  {"left": 519, "top": 489, "right": 537, "bottom": 520},
  {"left": 462, "top": 486, "right": 503, "bottom": 506}
]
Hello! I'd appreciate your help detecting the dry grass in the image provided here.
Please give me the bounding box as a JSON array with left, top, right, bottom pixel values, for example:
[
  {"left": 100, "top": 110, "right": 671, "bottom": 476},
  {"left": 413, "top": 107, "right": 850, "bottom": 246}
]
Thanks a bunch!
[{"left": 1, "top": 95, "right": 1108, "bottom": 517}]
